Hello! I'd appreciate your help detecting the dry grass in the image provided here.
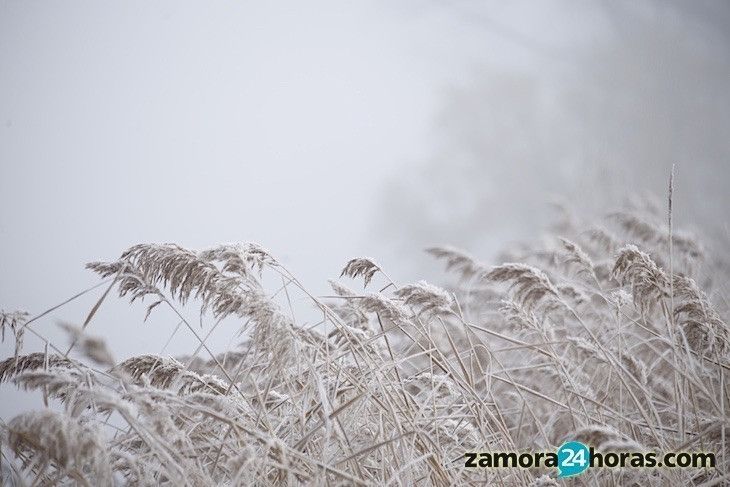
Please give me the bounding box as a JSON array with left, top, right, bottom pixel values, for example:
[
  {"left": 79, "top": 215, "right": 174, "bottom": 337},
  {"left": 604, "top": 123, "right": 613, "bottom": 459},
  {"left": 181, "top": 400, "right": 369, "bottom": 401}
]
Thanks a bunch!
[{"left": 1, "top": 199, "right": 728, "bottom": 486}]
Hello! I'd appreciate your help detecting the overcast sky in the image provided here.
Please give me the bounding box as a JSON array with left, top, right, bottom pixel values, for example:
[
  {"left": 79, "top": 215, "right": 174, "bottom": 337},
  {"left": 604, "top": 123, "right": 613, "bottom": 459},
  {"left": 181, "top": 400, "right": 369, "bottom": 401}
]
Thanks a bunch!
[{"left": 0, "top": 1, "right": 580, "bottom": 348}]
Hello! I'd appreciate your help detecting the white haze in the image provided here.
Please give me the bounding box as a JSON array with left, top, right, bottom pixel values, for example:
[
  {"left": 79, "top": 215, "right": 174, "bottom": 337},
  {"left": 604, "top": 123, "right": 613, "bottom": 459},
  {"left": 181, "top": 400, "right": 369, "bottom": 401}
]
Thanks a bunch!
[{"left": 2, "top": 0, "right": 729, "bottom": 417}]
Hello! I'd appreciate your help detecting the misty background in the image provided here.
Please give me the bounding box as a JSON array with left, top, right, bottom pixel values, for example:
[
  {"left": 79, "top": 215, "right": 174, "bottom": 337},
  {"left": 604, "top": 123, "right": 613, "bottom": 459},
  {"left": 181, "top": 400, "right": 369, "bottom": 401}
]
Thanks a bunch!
[{"left": 2, "top": 1, "right": 729, "bottom": 417}]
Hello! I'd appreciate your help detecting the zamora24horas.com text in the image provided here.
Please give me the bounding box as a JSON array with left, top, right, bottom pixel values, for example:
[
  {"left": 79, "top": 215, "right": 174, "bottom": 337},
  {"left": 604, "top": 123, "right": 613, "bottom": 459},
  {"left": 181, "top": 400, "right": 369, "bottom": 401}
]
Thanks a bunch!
[{"left": 464, "top": 441, "right": 715, "bottom": 478}]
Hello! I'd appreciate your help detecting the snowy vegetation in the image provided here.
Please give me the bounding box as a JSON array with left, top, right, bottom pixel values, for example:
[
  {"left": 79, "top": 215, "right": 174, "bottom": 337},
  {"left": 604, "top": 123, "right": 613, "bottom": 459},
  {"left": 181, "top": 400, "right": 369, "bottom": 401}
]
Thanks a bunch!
[{"left": 1, "top": 198, "right": 728, "bottom": 486}]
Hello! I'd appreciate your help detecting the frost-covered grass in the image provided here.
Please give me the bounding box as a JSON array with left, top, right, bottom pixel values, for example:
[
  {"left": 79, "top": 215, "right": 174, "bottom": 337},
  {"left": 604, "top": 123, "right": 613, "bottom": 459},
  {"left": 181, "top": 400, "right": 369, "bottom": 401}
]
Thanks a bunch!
[{"left": 1, "top": 198, "right": 728, "bottom": 486}]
